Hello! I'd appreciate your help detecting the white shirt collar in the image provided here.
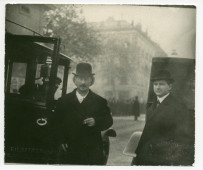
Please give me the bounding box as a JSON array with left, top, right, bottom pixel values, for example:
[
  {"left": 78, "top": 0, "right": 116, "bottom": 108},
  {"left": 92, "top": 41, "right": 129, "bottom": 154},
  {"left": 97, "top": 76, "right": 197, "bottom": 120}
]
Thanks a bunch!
[
  {"left": 157, "top": 93, "right": 170, "bottom": 103},
  {"left": 76, "top": 90, "right": 89, "bottom": 103}
]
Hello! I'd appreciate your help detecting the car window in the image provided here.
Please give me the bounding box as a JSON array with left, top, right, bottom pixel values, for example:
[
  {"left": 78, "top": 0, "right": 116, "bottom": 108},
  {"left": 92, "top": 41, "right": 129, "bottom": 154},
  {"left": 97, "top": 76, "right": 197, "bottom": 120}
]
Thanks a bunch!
[
  {"left": 10, "top": 62, "right": 27, "bottom": 94},
  {"left": 54, "top": 65, "right": 64, "bottom": 100}
]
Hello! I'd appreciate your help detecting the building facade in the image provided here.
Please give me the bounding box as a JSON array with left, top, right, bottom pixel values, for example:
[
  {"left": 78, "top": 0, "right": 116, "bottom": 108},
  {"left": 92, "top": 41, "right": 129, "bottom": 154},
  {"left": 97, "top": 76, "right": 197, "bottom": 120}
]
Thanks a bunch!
[{"left": 90, "top": 17, "right": 168, "bottom": 105}]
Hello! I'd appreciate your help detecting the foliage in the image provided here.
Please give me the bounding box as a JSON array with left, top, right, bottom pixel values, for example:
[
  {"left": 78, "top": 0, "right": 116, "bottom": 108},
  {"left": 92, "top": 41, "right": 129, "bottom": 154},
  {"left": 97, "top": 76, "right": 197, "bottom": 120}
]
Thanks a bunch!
[{"left": 43, "top": 5, "right": 101, "bottom": 61}]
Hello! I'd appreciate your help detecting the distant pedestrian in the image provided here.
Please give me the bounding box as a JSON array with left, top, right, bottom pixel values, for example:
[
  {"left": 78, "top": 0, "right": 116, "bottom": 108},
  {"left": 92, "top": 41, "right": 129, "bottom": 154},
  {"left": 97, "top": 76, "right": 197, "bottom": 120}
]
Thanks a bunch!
[{"left": 132, "top": 96, "right": 140, "bottom": 121}]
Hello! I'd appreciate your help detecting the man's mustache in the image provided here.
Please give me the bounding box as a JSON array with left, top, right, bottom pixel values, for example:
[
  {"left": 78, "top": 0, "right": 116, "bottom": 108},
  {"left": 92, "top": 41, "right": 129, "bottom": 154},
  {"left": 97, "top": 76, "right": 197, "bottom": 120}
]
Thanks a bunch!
[{"left": 80, "top": 85, "right": 87, "bottom": 88}]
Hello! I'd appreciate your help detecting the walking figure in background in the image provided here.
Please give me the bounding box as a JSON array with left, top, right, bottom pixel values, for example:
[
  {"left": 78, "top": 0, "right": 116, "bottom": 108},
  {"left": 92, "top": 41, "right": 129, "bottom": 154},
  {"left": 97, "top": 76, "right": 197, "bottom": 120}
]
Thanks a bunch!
[
  {"left": 132, "top": 70, "right": 194, "bottom": 166},
  {"left": 54, "top": 62, "right": 113, "bottom": 165},
  {"left": 132, "top": 96, "right": 140, "bottom": 121}
]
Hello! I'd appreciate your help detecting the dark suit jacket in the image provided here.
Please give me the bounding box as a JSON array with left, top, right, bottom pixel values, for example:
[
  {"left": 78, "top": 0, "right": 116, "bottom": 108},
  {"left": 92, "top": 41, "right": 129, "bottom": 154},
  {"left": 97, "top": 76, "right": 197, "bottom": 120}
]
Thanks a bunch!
[
  {"left": 134, "top": 94, "right": 194, "bottom": 166},
  {"left": 54, "top": 89, "right": 113, "bottom": 165}
]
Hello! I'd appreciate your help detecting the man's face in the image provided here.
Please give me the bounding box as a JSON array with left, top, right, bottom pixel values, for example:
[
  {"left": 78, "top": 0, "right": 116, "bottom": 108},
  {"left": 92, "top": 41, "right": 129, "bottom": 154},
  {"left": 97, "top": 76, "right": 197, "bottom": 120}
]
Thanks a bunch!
[
  {"left": 73, "top": 75, "right": 93, "bottom": 94},
  {"left": 153, "top": 80, "right": 172, "bottom": 97}
]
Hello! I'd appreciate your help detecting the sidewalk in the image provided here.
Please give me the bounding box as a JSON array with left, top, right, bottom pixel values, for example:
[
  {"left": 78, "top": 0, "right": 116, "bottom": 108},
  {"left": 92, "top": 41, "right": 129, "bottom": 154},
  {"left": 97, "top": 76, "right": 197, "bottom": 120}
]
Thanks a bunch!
[
  {"left": 107, "top": 114, "right": 145, "bottom": 165},
  {"left": 113, "top": 114, "right": 146, "bottom": 121}
]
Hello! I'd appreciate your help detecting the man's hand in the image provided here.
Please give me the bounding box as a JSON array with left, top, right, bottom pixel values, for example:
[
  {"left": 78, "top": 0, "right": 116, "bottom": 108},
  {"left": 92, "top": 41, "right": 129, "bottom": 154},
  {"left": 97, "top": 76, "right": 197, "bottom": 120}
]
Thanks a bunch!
[{"left": 83, "top": 117, "right": 95, "bottom": 127}]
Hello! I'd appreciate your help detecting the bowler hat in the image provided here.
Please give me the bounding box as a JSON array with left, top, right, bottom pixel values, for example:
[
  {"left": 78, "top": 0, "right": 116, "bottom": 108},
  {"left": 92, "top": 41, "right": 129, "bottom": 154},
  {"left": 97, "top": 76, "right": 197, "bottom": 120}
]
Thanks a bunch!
[
  {"left": 151, "top": 69, "right": 174, "bottom": 83},
  {"left": 73, "top": 62, "right": 95, "bottom": 77}
]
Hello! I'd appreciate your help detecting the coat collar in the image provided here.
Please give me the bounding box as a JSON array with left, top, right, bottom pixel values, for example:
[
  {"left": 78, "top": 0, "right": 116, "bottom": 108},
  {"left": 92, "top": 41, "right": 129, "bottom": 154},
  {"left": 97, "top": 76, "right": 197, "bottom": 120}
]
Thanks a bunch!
[
  {"left": 72, "top": 88, "right": 94, "bottom": 105},
  {"left": 76, "top": 90, "right": 89, "bottom": 103},
  {"left": 157, "top": 93, "right": 170, "bottom": 103},
  {"left": 147, "top": 94, "right": 173, "bottom": 123}
]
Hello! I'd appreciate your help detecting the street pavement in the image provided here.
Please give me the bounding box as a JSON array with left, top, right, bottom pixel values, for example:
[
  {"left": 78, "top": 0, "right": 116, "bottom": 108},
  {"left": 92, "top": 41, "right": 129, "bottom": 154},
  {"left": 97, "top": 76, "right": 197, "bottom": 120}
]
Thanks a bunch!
[{"left": 107, "top": 114, "right": 145, "bottom": 166}]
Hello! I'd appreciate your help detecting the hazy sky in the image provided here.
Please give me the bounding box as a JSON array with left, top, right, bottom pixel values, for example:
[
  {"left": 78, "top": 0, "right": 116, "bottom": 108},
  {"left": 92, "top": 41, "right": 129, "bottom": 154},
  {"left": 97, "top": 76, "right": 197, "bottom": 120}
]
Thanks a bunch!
[{"left": 81, "top": 5, "right": 196, "bottom": 58}]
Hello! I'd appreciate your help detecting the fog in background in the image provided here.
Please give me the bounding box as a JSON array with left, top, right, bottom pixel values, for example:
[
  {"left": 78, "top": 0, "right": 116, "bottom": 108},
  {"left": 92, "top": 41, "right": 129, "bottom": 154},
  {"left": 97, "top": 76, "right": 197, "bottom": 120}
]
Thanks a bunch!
[
  {"left": 82, "top": 5, "right": 196, "bottom": 59},
  {"left": 67, "top": 5, "right": 196, "bottom": 106}
]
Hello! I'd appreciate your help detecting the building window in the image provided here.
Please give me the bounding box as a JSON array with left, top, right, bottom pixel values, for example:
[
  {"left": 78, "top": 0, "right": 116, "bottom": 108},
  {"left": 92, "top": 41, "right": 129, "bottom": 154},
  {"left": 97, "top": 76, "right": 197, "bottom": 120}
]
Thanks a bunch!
[
  {"left": 118, "top": 91, "right": 129, "bottom": 100},
  {"left": 10, "top": 62, "right": 27, "bottom": 94},
  {"left": 105, "top": 91, "right": 113, "bottom": 99},
  {"left": 106, "top": 75, "right": 112, "bottom": 85},
  {"left": 120, "top": 76, "right": 128, "bottom": 85}
]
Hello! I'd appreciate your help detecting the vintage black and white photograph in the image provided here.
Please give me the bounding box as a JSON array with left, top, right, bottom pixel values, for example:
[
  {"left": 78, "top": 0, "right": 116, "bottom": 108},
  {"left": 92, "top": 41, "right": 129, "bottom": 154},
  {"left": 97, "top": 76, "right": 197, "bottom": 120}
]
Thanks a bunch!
[{"left": 3, "top": 1, "right": 198, "bottom": 168}]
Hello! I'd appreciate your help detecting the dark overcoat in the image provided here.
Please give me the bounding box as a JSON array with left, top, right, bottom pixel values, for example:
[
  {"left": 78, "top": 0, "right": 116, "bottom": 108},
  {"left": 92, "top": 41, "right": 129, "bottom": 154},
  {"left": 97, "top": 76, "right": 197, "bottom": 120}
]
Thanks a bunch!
[
  {"left": 134, "top": 94, "right": 194, "bottom": 166},
  {"left": 54, "top": 89, "right": 113, "bottom": 165}
]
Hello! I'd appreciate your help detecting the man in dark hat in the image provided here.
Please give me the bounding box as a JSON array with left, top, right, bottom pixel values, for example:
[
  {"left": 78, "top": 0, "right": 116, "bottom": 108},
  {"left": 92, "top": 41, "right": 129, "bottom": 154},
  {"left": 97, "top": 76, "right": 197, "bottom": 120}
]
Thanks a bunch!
[
  {"left": 132, "top": 70, "right": 194, "bottom": 166},
  {"left": 54, "top": 62, "right": 113, "bottom": 165}
]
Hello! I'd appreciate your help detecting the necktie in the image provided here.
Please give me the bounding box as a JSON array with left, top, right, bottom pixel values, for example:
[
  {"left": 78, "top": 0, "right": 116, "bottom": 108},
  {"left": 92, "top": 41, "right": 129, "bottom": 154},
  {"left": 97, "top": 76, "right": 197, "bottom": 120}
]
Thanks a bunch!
[{"left": 156, "top": 100, "right": 160, "bottom": 108}]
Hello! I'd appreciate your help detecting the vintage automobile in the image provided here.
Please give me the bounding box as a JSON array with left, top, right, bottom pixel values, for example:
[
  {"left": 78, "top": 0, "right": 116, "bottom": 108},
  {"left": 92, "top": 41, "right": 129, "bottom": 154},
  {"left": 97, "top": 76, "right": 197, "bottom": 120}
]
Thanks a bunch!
[
  {"left": 5, "top": 31, "right": 116, "bottom": 164},
  {"left": 123, "top": 57, "right": 195, "bottom": 164}
]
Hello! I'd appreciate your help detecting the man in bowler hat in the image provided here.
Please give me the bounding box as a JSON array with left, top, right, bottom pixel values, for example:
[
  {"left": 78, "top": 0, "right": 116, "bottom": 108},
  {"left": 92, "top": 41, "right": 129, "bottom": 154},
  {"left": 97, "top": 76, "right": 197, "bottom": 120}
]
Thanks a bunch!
[
  {"left": 132, "top": 70, "right": 194, "bottom": 166},
  {"left": 54, "top": 62, "right": 113, "bottom": 165}
]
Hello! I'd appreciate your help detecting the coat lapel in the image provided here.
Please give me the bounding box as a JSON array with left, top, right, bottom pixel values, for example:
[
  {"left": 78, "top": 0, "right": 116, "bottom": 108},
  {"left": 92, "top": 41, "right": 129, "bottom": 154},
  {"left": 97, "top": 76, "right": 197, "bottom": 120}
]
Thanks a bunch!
[
  {"left": 146, "top": 94, "right": 172, "bottom": 123},
  {"left": 146, "top": 102, "right": 157, "bottom": 122},
  {"left": 70, "top": 89, "right": 87, "bottom": 119},
  {"left": 80, "top": 90, "right": 94, "bottom": 117}
]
